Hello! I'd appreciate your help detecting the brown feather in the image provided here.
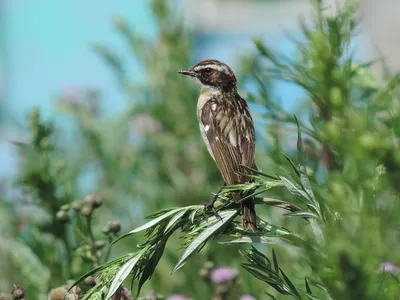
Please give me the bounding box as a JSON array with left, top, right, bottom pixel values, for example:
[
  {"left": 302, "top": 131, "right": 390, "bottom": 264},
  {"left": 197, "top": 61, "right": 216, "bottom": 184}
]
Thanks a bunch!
[{"left": 200, "top": 94, "right": 257, "bottom": 232}]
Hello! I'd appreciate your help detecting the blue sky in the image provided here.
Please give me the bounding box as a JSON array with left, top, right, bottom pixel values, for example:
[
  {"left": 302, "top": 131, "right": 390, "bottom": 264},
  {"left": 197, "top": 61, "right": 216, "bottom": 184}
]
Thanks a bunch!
[{"left": 4, "top": 0, "right": 156, "bottom": 121}]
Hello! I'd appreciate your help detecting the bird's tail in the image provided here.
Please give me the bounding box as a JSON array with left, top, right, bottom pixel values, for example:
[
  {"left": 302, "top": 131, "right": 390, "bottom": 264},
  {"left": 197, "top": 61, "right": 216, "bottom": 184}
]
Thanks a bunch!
[{"left": 242, "top": 198, "right": 257, "bottom": 232}]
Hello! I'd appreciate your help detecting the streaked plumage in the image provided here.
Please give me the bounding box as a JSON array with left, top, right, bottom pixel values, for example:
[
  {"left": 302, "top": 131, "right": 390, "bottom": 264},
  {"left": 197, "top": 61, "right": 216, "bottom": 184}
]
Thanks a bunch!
[{"left": 179, "top": 59, "right": 257, "bottom": 232}]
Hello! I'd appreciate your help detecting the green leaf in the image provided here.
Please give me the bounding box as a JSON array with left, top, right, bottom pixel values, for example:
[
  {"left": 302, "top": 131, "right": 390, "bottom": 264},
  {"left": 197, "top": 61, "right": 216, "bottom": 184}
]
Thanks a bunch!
[
  {"left": 272, "top": 249, "right": 279, "bottom": 274},
  {"left": 113, "top": 207, "right": 183, "bottom": 244},
  {"left": 282, "top": 153, "right": 300, "bottom": 178},
  {"left": 279, "top": 176, "right": 309, "bottom": 199},
  {"left": 164, "top": 208, "right": 188, "bottom": 233},
  {"left": 284, "top": 211, "right": 319, "bottom": 219},
  {"left": 220, "top": 236, "right": 285, "bottom": 245},
  {"left": 106, "top": 254, "right": 141, "bottom": 299},
  {"left": 295, "top": 116, "right": 318, "bottom": 206},
  {"left": 305, "top": 277, "right": 312, "bottom": 294},
  {"left": 280, "top": 268, "right": 301, "bottom": 299},
  {"left": 173, "top": 210, "right": 238, "bottom": 272}
]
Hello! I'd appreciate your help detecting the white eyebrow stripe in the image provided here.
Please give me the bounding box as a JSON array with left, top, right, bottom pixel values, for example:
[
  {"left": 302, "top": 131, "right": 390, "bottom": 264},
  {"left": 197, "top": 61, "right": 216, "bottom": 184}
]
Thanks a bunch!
[{"left": 193, "top": 64, "right": 230, "bottom": 75}]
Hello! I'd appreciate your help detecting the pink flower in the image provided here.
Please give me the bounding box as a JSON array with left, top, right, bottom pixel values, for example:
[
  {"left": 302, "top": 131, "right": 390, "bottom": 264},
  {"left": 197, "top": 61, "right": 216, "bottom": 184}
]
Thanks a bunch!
[
  {"left": 166, "top": 295, "right": 188, "bottom": 300},
  {"left": 129, "top": 114, "right": 162, "bottom": 135},
  {"left": 381, "top": 262, "right": 400, "bottom": 274},
  {"left": 210, "top": 267, "right": 237, "bottom": 284},
  {"left": 240, "top": 295, "right": 256, "bottom": 300}
]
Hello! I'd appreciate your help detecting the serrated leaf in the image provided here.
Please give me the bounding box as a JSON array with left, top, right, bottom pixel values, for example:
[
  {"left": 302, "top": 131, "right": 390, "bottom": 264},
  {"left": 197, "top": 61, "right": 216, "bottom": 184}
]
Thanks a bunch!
[
  {"left": 113, "top": 208, "right": 182, "bottom": 244},
  {"left": 282, "top": 153, "right": 300, "bottom": 178},
  {"left": 284, "top": 211, "right": 319, "bottom": 219},
  {"left": 279, "top": 176, "right": 309, "bottom": 199},
  {"left": 164, "top": 208, "right": 188, "bottom": 233},
  {"left": 295, "top": 116, "right": 317, "bottom": 205},
  {"left": 106, "top": 254, "right": 141, "bottom": 299},
  {"left": 190, "top": 208, "right": 198, "bottom": 224},
  {"left": 220, "top": 236, "right": 284, "bottom": 244},
  {"left": 173, "top": 210, "right": 238, "bottom": 272},
  {"left": 69, "top": 254, "right": 132, "bottom": 291}
]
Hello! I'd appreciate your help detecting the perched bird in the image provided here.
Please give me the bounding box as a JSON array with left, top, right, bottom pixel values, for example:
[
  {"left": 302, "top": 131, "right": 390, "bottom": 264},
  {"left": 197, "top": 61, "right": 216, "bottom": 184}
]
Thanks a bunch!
[{"left": 179, "top": 59, "right": 257, "bottom": 232}]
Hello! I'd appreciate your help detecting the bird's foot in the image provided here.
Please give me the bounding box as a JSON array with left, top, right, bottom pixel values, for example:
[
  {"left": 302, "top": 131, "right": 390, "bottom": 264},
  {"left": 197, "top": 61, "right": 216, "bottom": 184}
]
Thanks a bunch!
[{"left": 203, "top": 194, "right": 223, "bottom": 222}]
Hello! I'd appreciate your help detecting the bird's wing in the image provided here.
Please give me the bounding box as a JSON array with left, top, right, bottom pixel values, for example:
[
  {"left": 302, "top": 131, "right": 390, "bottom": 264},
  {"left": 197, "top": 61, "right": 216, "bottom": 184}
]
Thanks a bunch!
[{"left": 200, "top": 96, "right": 255, "bottom": 185}]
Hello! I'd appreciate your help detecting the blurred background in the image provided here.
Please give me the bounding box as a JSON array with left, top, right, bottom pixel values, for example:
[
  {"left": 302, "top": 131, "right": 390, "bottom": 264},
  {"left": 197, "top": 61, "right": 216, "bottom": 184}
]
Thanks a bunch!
[{"left": 1, "top": 0, "right": 400, "bottom": 299}]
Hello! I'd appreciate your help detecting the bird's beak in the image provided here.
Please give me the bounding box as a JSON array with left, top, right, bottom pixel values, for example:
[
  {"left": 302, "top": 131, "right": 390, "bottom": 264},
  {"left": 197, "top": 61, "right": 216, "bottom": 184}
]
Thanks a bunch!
[{"left": 178, "top": 69, "right": 196, "bottom": 77}]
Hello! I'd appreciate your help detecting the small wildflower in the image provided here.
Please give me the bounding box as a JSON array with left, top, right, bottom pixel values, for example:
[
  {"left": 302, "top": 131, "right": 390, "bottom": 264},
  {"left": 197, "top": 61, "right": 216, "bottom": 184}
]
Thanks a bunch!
[
  {"left": 240, "top": 295, "right": 256, "bottom": 300},
  {"left": 80, "top": 204, "right": 94, "bottom": 216},
  {"left": 48, "top": 287, "right": 66, "bottom": 300},
  {"left": 11, "top": 285, "right": 25, "bottom": 300},
  {"left": 381, "top": 262, "right": 400, "bottom": 274},
  {"left": 210, "top": 267, "right": 237, "bottom": 284},
  {"left": 130, "top": 114, "right": 163, "bottom": 135},
  {"left": 166, "top": 295, "right": 187, "bottom": 300}
]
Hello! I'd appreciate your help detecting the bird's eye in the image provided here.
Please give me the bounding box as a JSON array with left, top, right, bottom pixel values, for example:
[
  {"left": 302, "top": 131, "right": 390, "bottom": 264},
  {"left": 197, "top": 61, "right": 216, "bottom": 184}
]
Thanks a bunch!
[{"left": 204, "top": 68, "right": 212, "bottom": 73}]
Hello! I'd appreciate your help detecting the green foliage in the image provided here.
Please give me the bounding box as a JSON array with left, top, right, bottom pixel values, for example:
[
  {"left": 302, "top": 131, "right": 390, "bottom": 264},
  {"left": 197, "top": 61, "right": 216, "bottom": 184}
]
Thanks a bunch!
[{"left": 2, "top": 0, "right": 400, "bottom": 299}]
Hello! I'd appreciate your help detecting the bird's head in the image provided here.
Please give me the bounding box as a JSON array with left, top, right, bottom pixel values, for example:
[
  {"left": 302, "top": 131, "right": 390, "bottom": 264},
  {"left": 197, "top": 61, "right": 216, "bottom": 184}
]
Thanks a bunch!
[{"left": 178, "top": 59, "right": 237, "bottom": 93}]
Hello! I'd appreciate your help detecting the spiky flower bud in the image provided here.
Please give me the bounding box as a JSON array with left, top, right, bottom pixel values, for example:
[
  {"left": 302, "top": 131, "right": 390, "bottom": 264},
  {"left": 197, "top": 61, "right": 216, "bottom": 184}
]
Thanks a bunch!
[
  {"left": 11, "top": 285, "right": 25, "bottom": 300},
  {"left": 84, "top": 276, "right": 96, "bottom": 287},
  {"left": 56, "top": 210, "right": 70, "bottom": 223},
  {"left": 102, "top": 223, "right": 111, "bottom": 235},
  {"left": 0, "top": 293, "right": 13, "bottom": 300},
  {"left": 71, "top": 201, "right": 82, "bottom": 211},
  {"left": 60, "top": 204, "right": 70, "bottom": 211},
  {"left": 110, "top": 220, "right": 121, "bottom": 233},
  {"left": 80, "top": 204, "right": 93, "bottom": 217},
  {"left": 95, "top": 240, "right": 106, "bottom": 250},
  {"left": 47, "top": 287, "right": 66, "bottom": 300}
]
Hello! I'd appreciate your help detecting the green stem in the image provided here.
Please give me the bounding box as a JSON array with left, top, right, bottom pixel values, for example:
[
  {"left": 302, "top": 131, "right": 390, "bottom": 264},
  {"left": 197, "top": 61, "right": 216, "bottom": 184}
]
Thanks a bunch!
[{"left": 86, "top": 215, "right": 101, "bottom": 266}]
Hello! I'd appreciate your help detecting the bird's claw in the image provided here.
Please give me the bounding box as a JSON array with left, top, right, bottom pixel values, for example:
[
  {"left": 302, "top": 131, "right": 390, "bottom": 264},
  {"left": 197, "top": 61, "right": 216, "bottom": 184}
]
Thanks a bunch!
[{"left": 203, "top": 194, "right": 223, "bottom": 222}]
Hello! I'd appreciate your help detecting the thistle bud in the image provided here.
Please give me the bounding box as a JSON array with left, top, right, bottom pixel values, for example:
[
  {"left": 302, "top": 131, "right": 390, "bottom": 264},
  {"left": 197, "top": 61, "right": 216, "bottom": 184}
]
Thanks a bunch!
[
  {"left": 71, "top": 201, "right": 82, "bottom": 211},
  {"left": 80, "top": 204, "right": 93, "bottom": 217},
  {"left": 95, "top": 240, "right": 106, "bottom": 250},
  {"left": 102, "top": 223, "right": 111, "bottom": 235},
  {"left": 110, "top": 220, "right": 121, "bottom": 233},
  {"left": 56, "top": 210, "right": 70, "bottom": 223},
  {"left": 60, "top": 204, "right": 70, "bottom": 211},
  {"left": 84, "top": 276, "right": 96, "bottom": 287},
  {"left": 48, "top": 287, "right": 66, "bottom": 300},
  {"left": 11, "top": 285, "right": 25, "bottom": 300}
]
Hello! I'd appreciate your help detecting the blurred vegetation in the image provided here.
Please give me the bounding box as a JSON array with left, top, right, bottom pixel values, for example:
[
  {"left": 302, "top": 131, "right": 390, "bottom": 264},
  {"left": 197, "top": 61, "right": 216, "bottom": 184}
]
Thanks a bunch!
[{"left": 1, "top": 0, "right": 400, "bottom": 299}]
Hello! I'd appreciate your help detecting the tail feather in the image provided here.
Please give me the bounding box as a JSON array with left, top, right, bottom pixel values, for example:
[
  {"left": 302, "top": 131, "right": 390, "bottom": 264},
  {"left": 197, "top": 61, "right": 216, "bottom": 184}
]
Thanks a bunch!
[{"left": 242, "top": 198, "right": 257, "bottom": 232}]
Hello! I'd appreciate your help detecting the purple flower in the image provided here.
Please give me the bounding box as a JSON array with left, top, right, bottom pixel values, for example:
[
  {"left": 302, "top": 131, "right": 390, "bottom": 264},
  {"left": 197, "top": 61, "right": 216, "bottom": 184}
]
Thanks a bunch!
[
  {"left": 240, "top": 295, "right": 256, "bottom": 300},
  {"left": 381, "top": 262, "right": 400, "bottom": 274},
  {"left": 166, "top": 295, "right": 188, "bottom": 300},
  {"left": 130, "top": 114, "right": 162, "bottom": 135},
  {"left": 210, "top": 267, "right": 237, "bottom": 284}
]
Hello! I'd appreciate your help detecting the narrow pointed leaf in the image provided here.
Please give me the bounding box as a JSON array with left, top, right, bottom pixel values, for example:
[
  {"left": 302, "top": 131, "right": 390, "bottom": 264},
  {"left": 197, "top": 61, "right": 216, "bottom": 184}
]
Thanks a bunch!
[
  {"left": 279, "top": 176, "right": 309, "bottom": 199},
  {"left": 173, "top": 210, "right": 238, "bottom": 272},
  {"left": 112, "top": 208, "right": 182, "bottom": 244},
  {"left": 280, "top": 268, "right": 301, "bottom": 299},
  {"left": 272, "top": 249, "right": 279, "bottom": 273},
  {"left": 106, "top": 254, "right": 141, "bottom": 299},
  {"left": 164, "top": 208, "right": 188, "bottom": 233}
]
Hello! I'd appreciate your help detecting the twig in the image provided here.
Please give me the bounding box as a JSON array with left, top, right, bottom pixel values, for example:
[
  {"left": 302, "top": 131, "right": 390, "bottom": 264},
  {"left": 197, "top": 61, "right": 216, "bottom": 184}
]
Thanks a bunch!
[
  {"left": 86, "top": 215, "right": 101, "bottom": 266},
  {"left": 255, "top": 197, "right": 300, "bottom": 212}
]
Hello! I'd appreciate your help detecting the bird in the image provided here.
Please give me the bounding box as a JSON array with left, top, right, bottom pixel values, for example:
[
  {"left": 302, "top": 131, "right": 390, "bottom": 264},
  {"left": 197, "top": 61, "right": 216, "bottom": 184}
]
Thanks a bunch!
[{"left": 178, "top": 59, "right": 257, "bottom": 232}]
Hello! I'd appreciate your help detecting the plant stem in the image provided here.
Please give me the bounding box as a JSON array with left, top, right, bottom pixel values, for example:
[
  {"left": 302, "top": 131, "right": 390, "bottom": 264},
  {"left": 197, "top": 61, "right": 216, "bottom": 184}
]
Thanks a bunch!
[{"left": 86, "top": 215, "right": 101, "bottom": 266}]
